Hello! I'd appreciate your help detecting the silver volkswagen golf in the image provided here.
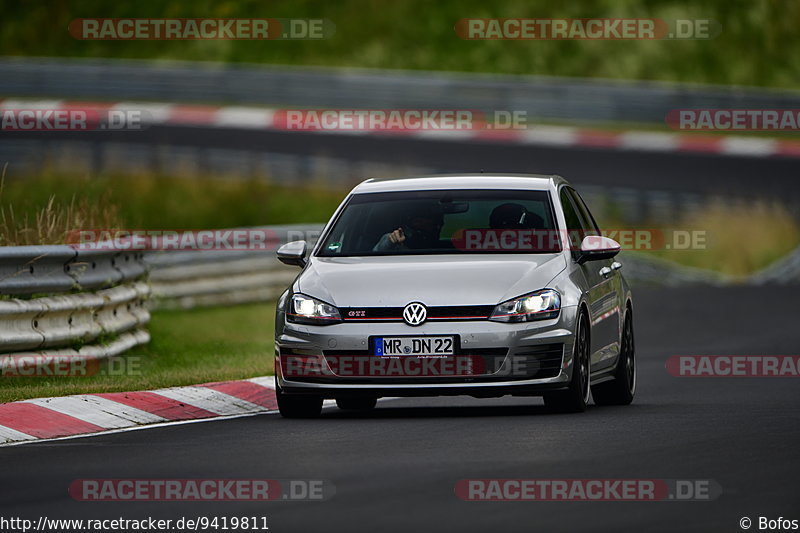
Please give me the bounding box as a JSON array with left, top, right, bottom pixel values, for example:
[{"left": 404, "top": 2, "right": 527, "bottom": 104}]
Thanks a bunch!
[{"left": 274, "top": 174, "right": 635, "bottom": 417}]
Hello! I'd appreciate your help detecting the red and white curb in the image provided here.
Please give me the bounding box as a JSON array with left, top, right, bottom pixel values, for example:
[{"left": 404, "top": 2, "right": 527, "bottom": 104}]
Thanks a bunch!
[
  {"left": 0, "top": 376, "right": 287, "bottom": 446},
  {"left": 2, "top": 99, "right": 800, "bottom": 159}
]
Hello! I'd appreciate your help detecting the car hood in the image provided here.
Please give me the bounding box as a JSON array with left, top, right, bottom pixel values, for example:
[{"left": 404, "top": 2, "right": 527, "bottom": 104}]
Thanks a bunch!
[{"left": 296, "top": 254, "right": 567, "bottom": 307}]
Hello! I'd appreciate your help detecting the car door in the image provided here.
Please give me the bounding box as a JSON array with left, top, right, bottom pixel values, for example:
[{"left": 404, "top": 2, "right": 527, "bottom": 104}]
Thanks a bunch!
[{"left": 560, "top": 187, "right": 621, "bottom": 372}]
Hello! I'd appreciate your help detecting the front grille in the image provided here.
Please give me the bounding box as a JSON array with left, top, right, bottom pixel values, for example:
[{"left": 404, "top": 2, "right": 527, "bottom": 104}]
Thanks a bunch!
[
  {"left": 321, "top": 347, "right": 508, "bottom": 379},
  {"left": 323, "top": 349, "right": 371, "bottom": 356},
  {"left": 339, "top": 305, "right": 494, "bottom": 322},
  {"left": 280, "top": 345, "right": 563, "bottom": 382}
]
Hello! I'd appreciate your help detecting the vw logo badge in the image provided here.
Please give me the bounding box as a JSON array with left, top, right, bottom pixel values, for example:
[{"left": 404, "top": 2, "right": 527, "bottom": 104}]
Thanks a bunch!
[{"left": 403, "top": 302, "right": 427, "bottom": 326}]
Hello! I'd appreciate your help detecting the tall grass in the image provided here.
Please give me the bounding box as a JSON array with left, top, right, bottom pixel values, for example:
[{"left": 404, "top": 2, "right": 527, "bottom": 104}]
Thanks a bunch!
[
  {"left": 1, "top": 170, "right": 797, "bottom": 276},
  {"left": 645, "top": 200, "right": 800, "bottom": 276},
  {"left": 0, "top": 165, "right": 122, "bottom": 246},
  {"left": 0, "top": 171, "right": 346, "bottom": 245}
]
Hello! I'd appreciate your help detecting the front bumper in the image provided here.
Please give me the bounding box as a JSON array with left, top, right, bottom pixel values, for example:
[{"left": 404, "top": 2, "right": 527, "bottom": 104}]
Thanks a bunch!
[{"left": 275, "top": 305, "right": 579, "bottom": 398}]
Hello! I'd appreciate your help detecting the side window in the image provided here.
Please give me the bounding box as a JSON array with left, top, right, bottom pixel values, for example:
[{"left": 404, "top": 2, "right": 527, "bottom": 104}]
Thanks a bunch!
[
  {"left": 559, "top": 189, "right": 584, "bottom": 250},
  {"left": 567, "top": 188, "right": 600, "bottom": 235}
]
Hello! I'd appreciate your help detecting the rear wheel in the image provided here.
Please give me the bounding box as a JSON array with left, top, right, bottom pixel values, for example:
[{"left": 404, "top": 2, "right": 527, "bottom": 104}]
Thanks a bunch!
[
  {"left": 592, "top": 308, "right": 635, "bottom": 406},
  {"left": 276, "top": 385, "right": 323, "bottom": 418},
  {"left": 336, "top": 397, "right": 377, "bottom": 411},
  {"left": 544, "top": 311, "right": 590, "bottom": 413}
]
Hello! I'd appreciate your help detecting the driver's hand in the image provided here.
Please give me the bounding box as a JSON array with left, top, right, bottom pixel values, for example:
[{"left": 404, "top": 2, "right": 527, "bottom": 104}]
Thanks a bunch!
[{"left": 388, "top": 228, "right": 406, "bottom": 244}]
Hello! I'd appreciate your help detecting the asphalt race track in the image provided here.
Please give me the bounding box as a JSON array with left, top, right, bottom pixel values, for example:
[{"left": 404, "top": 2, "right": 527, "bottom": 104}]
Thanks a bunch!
[
  {"left": 9, "top": 125, "right": 800, "bottom": 199},
  {"left": 1, "top": 284, "right": 798, "bottom": 532}
]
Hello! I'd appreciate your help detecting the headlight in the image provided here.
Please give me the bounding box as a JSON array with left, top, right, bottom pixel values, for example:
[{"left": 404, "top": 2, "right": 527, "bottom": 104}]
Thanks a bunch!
[
  {"left": 489, "top": 289, "right": 561, "bottom": 323},
  {"left": 287, "top": 294, "right": 342, "bottom": 325}
]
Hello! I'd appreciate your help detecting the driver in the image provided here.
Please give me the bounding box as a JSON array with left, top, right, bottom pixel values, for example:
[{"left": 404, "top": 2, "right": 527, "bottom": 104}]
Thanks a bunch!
[
  {"left": 373, "top": 205, "right": 444, "bottom": 251},
  {"left": 489, "top": 203, "right": 543, "bottom": 229}
]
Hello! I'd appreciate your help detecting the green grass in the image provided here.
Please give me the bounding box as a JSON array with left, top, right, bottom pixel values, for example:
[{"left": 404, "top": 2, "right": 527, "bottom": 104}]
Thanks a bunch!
[
  {"left": 0, "top": 303, "right": 276, "bottom": 404},
  {"left": 594, "top": 197, "right": 800, "bottom": 277},
  {"left": 631, "top": 200, "right": 800, "bottom": 277},
  {"left": 1, "top": 0, "right": 798, "bottom": 89}
]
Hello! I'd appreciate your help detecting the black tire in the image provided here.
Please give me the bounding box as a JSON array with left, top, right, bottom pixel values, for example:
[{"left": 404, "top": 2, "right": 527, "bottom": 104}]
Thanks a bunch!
[
  {"left": 276, "top": 385, "right": 323, "bottom": 418},
  {"left": 336, "top": 397, "right": 378, "bottom": 411},
  {"left": 592, "top": 307, "right": 636, "bottom": 406},
  {"left": 544, "top": 310, "right": 590, "bottom": 413}
]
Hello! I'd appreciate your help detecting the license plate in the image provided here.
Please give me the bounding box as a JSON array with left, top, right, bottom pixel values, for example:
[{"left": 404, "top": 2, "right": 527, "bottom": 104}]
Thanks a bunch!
[{"left": 374, "top": 336, "right": 455, "bottom": 356}]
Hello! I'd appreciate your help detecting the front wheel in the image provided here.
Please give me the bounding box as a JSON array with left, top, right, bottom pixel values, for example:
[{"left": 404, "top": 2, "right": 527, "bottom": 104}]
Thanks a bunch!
[
  {"left": 544, "top": 311, "right": 590, "bottom": 413},
  {"left": 592, "top": 308, "right": 635, "bottom": 406},
  {"left": 276, "top": 385, "right": 323, "bottom": 418}
]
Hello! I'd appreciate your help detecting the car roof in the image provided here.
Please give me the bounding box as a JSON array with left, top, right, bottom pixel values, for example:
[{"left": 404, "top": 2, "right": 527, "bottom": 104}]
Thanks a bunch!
[{"left": 351, "top": 173, "right": 568, "bottom": 194}]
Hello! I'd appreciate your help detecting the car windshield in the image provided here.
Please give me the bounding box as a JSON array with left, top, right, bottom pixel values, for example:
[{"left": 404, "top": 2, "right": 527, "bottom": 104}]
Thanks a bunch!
[{"left": 317, "top": 189, "right": 562, "bottom": 256}]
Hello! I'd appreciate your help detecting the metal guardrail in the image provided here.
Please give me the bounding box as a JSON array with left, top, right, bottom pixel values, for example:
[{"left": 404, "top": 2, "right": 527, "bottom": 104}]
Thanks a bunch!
[
  {"left": 0, "top": 329, "right": 150, "bottom": 375},
  {"left": 148, "top": 255, "right": 294, "bottom": 309},
  {"left": 0, "top": 282, "right": 149, "bottom": 349},
  {"left": 144, "top": 225, "right": 323, "bottom": 309},
  {"left": 0, "top": 244, "right": 150, "bottom": 369},
  {"left": 749, "top": 246, "right": 800, "bottom": 285},
  {"left": 67, "top": 248, "right": 147, "bottom": 290},
  {"left": 0, "top": 225, "right": 320, "bottom": 367},
  {"left": 0, "top": 226, "right": 318, "bottom": 368},
  {"left": 144, "top": 225, "right": 800, "bottom": 295},
  {"left": 617, "top": 252, "right": 732, "bottom": 287},
  {"left": 3, "top": 57, "right": 800, "bottom": 124},
  {"left": 0, "top": 245, "right": 147, "bottom": 296},
  {"left": 0, "top": 245, "right": 77, "bottom": 295}
]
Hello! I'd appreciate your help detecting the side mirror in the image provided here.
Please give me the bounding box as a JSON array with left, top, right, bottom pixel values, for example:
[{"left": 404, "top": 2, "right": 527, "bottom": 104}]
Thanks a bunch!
[
  {"left": 577, "top": 235, "right": 620, "bottom": 264},
  {"left": 277, "top": 240, "right": 308, "bottom": 267}
]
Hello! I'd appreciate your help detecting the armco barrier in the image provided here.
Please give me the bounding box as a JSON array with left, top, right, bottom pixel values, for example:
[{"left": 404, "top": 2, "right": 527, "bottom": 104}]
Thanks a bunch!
[
  {"left": 749, "top": 245, "right": 800, "bottom": 285},
  {"left": 144, "top": 224, "right": 323, "bottom": 309},
  {"left": 0, "top": 225, "right": 322, "bottom": 368},
  {"left": 66, "top": 248, "right": 147, "bottom": 290},
  {"left": 0, "top": 244, "right": 150, "bottom": 369},
  {"left": 0, "top": 245, "right": 77, "bottom": 296},
  {"left": 147, "top": 255, "right": 295, "bottom": 309},
  {"left": 144, "top": 225, "right": 800, "bottom": 297},
  {"left": 3, "top": 57, "right": 800, "bottom": 124},
  {"left": 0, "top": 329, "right": 150, "bottom": 376}
]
